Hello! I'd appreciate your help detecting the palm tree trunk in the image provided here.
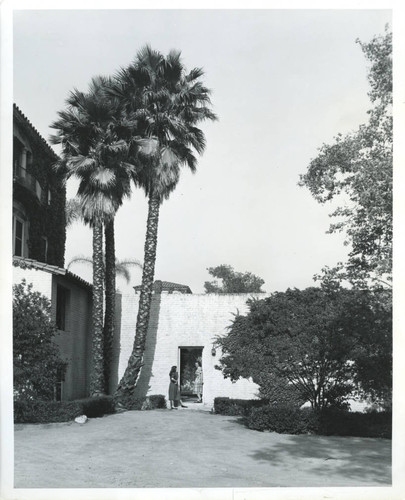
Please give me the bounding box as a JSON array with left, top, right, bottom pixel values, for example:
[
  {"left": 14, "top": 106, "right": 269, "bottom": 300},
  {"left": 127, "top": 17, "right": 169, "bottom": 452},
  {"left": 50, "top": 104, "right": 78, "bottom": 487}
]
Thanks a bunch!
[
  {"left": 90, "top": 220, "right": 105, "bottom": 396},
  {"left": 103, "top": 218, "right": 116, "bottom": 394},
  {"left": 114, "top": 191, "right": 160, "bottom": 407}
]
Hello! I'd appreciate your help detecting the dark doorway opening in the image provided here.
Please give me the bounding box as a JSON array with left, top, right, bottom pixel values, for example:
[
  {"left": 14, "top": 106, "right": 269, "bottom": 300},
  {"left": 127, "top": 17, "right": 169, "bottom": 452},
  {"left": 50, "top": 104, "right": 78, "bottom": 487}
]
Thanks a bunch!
[{"left": 179, "top": 347, "right": 203, "bottom": 401}]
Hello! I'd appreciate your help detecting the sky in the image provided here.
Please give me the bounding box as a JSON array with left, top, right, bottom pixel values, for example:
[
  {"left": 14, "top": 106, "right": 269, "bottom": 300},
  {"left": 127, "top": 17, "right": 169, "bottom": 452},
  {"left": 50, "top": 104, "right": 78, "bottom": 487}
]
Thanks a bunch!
[{"left": 12, "top": 8, "right": 393, "bottom": 294}]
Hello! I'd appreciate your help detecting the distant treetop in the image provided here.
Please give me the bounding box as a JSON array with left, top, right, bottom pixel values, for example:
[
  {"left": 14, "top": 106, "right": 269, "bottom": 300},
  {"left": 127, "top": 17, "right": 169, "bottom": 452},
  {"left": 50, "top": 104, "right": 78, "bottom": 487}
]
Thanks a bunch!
[{"left": 204, "top": 264, "right": 265, "bottom": 294}]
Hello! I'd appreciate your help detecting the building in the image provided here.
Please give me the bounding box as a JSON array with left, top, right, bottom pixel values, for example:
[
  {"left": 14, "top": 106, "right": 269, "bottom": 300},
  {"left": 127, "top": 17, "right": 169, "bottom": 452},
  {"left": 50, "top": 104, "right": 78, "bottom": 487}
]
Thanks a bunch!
[
  {"left": 13, "top": 104, "right": 66, "bottom": 267},
  {"left": 12, "top": 106, "right": 94, "bottom": 401}
]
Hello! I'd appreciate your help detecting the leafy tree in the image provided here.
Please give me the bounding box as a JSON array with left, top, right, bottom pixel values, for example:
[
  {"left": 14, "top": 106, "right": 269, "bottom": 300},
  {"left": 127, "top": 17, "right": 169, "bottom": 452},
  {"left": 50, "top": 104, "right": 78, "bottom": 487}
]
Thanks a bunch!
[
  {"left": 204, "top": 264, "right": 265, "bottom": 293},
  {"left": 13, "top": 280, "right": 67, "bottom": 401},
  {"left": 299, "top": 27, "right": 392, "bottom": 289},
  {"left": 110, "top": 46, "right": 217, "bottom": 407},
  {"left": 51, "top": 77, "right": 139, "bottom": 395},
  {"left": 215, "top": 287, "right": 391, "bottom": 409}
]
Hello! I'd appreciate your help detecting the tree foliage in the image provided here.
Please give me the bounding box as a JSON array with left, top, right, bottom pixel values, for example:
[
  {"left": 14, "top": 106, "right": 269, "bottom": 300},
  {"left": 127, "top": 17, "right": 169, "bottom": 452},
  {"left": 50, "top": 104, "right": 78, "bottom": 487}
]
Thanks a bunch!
[
  {"left": 215, "top": 287, "right": 391, "bottom": 409},
  {"left": 13, "top": 280, "right": 67, "bottom": 401},
  {"left": 299, "top": 27, "right": 392, "bottom": 288},
  {"left": 204, "top": 264, "right": 265, "bottom": 294}
]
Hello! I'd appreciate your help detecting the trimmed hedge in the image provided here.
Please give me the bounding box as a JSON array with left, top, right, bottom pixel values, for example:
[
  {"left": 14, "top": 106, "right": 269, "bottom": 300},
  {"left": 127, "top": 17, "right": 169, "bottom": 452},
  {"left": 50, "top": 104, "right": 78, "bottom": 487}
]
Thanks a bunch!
[
  {"left": 14, "top": 400, "right": 83, "bottom": 423},
  {"left": 317, "top": 408, "right": 392, "bottom": 439},
  {"left": 74, "top": 396, "right": 115, "bottom": 418},
  {"left": 214, "top": 397, "right": 268, "bottom": 416},
  {"left": 214, "top": 398, "right": 391, "bottom": 438},
  {"left": 247, "top": 405, "right": 319, "bottom": 434},
  {"left": 246, "top": 404, "right": 391, "bottom": 438},
  {"left": 115, "top": 393, "right": 167, "bottom": 411},
  {"left": 14, "top": 395, "right": 115, "bottom": 423}
]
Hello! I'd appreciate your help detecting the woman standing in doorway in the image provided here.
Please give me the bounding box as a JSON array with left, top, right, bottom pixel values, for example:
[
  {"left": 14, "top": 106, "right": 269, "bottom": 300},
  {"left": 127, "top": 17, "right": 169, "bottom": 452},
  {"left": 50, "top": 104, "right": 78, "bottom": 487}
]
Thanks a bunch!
[
  {"left": 194, "top": 360, "right": 203, "bottom": 403},
  {"left": 168, "top": 366, "right": 187, "bottom": 409}
]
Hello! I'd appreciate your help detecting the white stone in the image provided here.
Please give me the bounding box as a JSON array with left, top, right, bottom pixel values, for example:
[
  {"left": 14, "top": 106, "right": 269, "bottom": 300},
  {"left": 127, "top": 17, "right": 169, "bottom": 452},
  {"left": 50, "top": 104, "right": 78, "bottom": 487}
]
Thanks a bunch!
[{"left": 74, "top": 415, "right": 88, "bottom": 424}]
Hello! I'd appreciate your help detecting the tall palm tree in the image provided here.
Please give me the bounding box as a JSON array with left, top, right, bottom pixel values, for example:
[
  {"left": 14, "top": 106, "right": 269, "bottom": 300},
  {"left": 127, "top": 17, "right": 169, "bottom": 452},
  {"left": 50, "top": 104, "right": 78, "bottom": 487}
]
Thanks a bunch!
[
  {"left": 51, "top": 77, "right": 139, "bottom": 395},
  {"left": 110, "top": 46, "right": 217, "bottom": 406}
]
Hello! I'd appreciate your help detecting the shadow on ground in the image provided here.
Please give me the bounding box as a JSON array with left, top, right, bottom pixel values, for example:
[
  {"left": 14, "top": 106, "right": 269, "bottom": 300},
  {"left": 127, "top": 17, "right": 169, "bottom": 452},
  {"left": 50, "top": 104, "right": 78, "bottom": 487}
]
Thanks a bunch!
[{"left": 248, "top": 433, "right": 392, "bottom": 485}]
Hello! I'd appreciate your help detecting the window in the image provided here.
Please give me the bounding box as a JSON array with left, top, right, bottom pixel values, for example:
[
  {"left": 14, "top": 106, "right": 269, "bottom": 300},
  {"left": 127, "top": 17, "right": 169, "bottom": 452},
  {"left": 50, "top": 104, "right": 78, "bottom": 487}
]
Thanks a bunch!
[
  {"left": 56, "top": 285, "right": 70, "bottom": 331},
  {"left": 40, "top": 236, "right": 48, "bottom": 263},
  {"left": 54, "top": 367, "right": 65, "bottom": 401},
  {"left": 13, "top": 216, "right": 24, "bottom": 256}
]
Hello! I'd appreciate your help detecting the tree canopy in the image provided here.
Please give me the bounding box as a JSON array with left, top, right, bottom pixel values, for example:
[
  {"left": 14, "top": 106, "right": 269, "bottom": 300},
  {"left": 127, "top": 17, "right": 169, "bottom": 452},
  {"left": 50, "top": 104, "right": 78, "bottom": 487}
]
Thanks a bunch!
[
  {"left": 299, "top": 27, "right": 392, "bottom": 289},
  {"left": 215, "top": 287, "right": 391, "bottom": 409},
  {"left": 204, "top": 264, "right": 265, "bottom": 294}
]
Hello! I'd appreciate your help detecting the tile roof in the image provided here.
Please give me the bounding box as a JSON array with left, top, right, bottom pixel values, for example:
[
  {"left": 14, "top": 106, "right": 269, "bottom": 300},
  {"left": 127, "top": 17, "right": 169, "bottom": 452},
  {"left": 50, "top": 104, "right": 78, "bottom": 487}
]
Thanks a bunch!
[
  {"left": 13, "top": 256, "right": 92, "bottom": 289},
  {"left": 13, "top": 104, "right": 59, "bottom": 160}
]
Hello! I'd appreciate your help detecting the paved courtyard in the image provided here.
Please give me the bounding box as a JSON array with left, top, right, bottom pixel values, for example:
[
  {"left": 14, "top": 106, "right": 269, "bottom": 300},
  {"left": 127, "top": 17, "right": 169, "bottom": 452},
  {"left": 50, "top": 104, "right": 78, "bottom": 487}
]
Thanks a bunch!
[{"left": 14, "top": 406, "right": 391, "bottom": 489}]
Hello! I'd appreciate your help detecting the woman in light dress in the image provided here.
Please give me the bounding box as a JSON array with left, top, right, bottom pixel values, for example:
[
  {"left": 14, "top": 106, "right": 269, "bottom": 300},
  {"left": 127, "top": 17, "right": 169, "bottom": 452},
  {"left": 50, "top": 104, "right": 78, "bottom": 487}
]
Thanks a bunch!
[{"left": 194, "top": 360, "right": 203, "bottom": 403}]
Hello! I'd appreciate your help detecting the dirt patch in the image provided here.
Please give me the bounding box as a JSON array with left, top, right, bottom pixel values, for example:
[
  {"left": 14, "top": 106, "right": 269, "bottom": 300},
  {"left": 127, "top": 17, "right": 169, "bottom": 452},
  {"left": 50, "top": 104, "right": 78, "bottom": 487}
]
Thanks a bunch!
[{"left": 14, "top": 408, "right": 391, "bottom": 488}]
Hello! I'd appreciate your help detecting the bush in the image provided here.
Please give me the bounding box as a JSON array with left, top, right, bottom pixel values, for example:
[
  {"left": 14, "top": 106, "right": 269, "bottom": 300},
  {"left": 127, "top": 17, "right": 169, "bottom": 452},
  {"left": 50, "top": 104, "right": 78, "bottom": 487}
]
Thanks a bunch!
[
  {"left": 14, "top": 395, "right": 116, "bottom": 423},
  {"left": 114, "top": 393, "right": 167, "bottom": 411},
  {"left": 214, "top": 397, "right": 267, "bottom": 416},
  {"left": 14, "top": 400, "right": 82, "bottom": 423},
  {"left": 74, "top": 395, "right": 115, "bottom": 418},
  {"left": 247, "top": 405, "right": 319, "bottom": 434},
  {"left": 317, "top": 408, "right": 391, "bottom": 438},
  {"left": 244, "top": 404, "right": 391, "bottom": 438},
  {"left": 13, "top": 280, "right": 67, "bottom": 401}
]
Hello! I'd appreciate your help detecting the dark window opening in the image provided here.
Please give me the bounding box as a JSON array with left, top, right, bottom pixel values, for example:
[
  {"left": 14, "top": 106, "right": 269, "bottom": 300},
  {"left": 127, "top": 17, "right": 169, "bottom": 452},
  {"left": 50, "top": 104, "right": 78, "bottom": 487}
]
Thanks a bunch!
[
  {"left": 39, "top": 236, "right": 48, "bottom": 263},
  {"left": 56, "top": 285, "right": 69, "bottom": 331},
  {"left": 54, "top": 367, "right": 65, "bottom": 401},
  {"left": 13, "top": 218, "right": 24, "bottom": 256}
]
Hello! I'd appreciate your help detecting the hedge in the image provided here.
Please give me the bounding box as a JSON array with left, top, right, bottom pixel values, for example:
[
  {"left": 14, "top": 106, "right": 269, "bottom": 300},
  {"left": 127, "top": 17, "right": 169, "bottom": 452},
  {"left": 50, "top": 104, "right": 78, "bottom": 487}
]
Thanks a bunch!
[
  {"left": 214, "top": 398, "right": 391, "bottom": 438},
  {"left": 317, "top": 408, "right": 392, "bottom": 438},
  {"left": 214, "top": 397, "right": 268, "bottom": 416},
  {"left": 14, "top": 400, "right": 83, "bottom": 423},
  {"left": 247, "top": 405, "right": 319, "bottom": 434},
  {"left": 14, "top": 395, "right": 115, "bottom": 423},
  {"left": 15, "top": 394, "right": 168, "bottom": 423},
  {"left": 246, "top": 404, "right": 391, "bottom": 438}
]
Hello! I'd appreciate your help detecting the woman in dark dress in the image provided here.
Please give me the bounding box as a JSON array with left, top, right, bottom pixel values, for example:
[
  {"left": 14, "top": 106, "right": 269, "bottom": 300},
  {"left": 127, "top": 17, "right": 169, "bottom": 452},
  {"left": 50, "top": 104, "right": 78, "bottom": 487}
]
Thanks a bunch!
[{"left": 168, "top": 366, "right": 187, "bottom": 409}]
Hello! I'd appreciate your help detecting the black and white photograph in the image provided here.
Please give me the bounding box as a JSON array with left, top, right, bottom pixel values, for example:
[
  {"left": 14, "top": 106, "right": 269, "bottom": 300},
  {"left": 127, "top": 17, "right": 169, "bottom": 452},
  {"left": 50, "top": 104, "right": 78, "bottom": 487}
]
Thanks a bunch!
[{"left": 1, "top": 2, "right": 404, "bottom": 500}]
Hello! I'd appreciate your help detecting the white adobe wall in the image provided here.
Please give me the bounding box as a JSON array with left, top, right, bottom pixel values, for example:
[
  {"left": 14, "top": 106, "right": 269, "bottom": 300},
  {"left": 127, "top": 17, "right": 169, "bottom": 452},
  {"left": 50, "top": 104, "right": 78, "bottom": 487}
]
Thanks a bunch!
[
  {"left": 118, "top": 293, "right": 269, "bottom": 406},
  {"left": 13, "top": 266, "right": 52, "bottom": 298}
]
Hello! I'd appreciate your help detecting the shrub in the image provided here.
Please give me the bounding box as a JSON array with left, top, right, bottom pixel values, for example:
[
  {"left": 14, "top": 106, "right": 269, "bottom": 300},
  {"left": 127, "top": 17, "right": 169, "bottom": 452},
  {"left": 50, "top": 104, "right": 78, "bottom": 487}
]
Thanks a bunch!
[
  {"left": 244, "top": 404, "right": 391, "bottom": 438},
  {"left": 317, "top": 408, "right": 391, "bottom": 438},
  {"left": 114, "top": 393, "right": 167, "bottom": 411},
  {"left": 247, "top": 405, "right": 319, "bottom": 434},
  {"left": 14, "top": 400, "right": 82, "bottom": 423},
  {"left": 74, "top": 395, "right": 115, "bottom": 418},
  {"left": 13, "top": 280, "right": 67, "bottom": 401},
  {"left": 214, "top": 397, "right": 267, "bottom": 416},
  {"left": 148, "top": 394, "right": 167, "bottom": 409},
  {"left": 14, "top": 396, "right": 116, "bottom": 423}
]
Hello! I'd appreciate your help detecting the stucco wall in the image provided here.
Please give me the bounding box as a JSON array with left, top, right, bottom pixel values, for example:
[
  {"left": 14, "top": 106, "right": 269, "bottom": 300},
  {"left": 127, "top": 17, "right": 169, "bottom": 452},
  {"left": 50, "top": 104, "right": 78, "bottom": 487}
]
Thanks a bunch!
[
  {"left": 117, "top": 293, "right": 269, "bottom": 405},
  {"left": 51, "top": 276, "right": 93, "bottom": 400},
  {"left": 13, "top": 266, "right": 52, "bottom": 298}
]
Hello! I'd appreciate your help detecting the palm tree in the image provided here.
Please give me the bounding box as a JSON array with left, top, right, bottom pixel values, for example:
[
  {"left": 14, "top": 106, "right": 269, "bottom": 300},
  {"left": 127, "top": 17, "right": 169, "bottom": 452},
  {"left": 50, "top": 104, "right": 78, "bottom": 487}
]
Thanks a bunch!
[
  {"left": 110, "top": 46, "right": 217, "bottom": 406},
  {"left": 67, "top": 254, "right": 143, "bottom": 283},
  {"left": 51, "top": 77, "right": 139, "bottom": 395}
]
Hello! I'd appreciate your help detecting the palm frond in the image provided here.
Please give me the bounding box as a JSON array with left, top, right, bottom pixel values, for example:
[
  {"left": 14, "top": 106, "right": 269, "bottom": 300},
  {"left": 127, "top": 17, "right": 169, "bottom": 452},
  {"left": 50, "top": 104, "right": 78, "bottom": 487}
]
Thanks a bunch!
[{"left": 67, "top": 255, "right": 93, "bottom": 271}]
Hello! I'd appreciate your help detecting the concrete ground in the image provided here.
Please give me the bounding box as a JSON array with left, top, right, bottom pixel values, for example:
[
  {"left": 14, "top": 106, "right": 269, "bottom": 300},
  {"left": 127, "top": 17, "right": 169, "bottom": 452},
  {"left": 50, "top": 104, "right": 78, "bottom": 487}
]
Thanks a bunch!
[{"left": 14, "top": 405, "right": 391, "bottom": 488}]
